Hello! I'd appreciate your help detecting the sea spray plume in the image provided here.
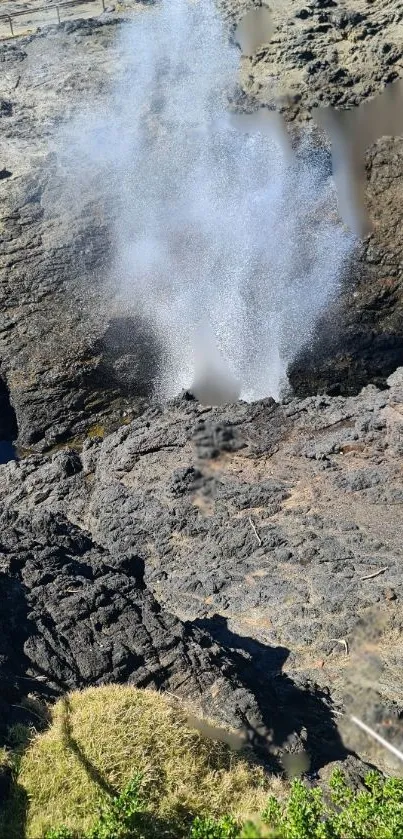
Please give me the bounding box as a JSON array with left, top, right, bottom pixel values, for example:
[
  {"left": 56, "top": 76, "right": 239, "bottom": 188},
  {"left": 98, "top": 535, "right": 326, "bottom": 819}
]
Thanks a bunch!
[
  {"left": 112, "top": 0, "right": 355, "bottom": 401},
  {"left": 231, "top": 6, "right": 292, "bottom": 163},
  {"left": 227, "top": 109, "right": 292, "bottom": 161},
  {"left": 46, "top": 0, "right": 355, "bottom": 402}
]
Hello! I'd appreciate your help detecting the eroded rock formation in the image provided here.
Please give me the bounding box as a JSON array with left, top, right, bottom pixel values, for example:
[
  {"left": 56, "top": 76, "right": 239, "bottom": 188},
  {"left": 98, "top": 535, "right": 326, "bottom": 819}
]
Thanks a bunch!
[
  {"left": 1, "top": 8, "right": 403, "bottom": 456},
  {"left": 1, "top": 2, "right": 403, "bottom": 780},
  {"left": 1, "top": 370, "right": 402, "bottom": 772}
]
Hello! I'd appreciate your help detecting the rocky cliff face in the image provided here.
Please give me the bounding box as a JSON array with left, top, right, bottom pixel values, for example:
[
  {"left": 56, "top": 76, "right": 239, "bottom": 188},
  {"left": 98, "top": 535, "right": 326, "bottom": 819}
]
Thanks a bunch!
[
  {"left": 0, "top": 19, "right": 140, "bottom": 452},
  {"left": 1, "top": 6, "right": 403, "bottom": 454},
  {"left": 1, "top": 2, "right": 402, "bottom": 780},
  {"left": 225, "top": 0, "right": 403, "bottom": 395},
  {"left": 1, "top": 370, "right": 402, "bottom": 773}
]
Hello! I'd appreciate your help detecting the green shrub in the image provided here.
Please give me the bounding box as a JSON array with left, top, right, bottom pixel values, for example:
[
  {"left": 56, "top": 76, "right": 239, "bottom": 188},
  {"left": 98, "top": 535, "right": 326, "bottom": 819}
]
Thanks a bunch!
[
  {"left": 190, "top": 814, "right": 239, "bottom": 839},
  {"left": 259, "top": 769, "right": 403, "bottom": 839},
  {"left": 43, "top": 775, "right": 152, "bottom": 839},
  {"left": 2, "top": 686, "right": 402, "bottom": 839},
  {"left": 44, "top": 778, "right": 238, "bottom": 839},
  {"left": 44, "top": 829, "right": 76, "bottom": 839},
  {"left": 44, "top": 768, "right": 403, "bottom": 839},
  {"left": 86, "top": 774, "right": 145, "bottom": 839}
]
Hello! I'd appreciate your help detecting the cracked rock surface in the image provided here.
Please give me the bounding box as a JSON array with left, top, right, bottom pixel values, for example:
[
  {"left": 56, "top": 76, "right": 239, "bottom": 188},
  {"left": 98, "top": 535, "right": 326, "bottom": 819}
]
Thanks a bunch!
[
  {"left": 0, "top": 507, "right": 268, "bottom": 735},
  {"left": 1, "top": 4, "right": 403, "bottom": 779},
  {"left": 1, "top": 372, "right": 402, "bottom": 773},
  {"left": 226, "top": 0, "right": 403, "bottom": 116}
]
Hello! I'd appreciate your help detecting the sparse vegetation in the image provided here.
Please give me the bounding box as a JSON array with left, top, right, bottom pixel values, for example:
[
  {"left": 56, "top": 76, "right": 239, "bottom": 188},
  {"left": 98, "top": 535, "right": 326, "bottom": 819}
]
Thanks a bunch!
[
  {"left": 1, "top": 686, "right": 402, "bottom": 839},
  {"left": 0, "top": 745, "right": 11, "bottom": 767}
]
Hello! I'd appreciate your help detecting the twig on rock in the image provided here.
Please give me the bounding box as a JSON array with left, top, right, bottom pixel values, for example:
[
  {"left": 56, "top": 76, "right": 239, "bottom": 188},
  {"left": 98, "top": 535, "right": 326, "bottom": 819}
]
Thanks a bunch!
[
  {"left": 11, "top": 703, "right": 44, "bottom": 723},
  {"left": 360, "top": 567, "right": 388, "bottom": 580},
  {"left": 330, "top": 638, "right": 349, "bottom": 655},
  {"left": 351, "top": 716, "right": 403, "bottom": 763},
  {"left": 248, "top": 516, "right": 262, "bottom": 546}
]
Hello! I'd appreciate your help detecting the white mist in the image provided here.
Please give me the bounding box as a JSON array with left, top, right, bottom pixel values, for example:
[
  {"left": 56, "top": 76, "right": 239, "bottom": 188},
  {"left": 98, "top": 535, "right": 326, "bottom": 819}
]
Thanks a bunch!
[{"left": 49, "top": 0, "right": 355, "bottom": 403}]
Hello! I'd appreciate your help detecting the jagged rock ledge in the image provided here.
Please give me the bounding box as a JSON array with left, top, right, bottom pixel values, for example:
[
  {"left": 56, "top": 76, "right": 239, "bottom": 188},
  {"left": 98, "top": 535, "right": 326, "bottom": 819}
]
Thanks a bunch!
[{"left": 1, "top": 370, "right": 402, "bottom": 775}]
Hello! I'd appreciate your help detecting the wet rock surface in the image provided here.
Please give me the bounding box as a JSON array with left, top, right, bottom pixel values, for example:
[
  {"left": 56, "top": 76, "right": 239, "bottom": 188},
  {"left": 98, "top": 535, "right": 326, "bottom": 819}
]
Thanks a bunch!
[
  {"left": 0, "top": 9, "right": 403, "bottom": 454},
  {"left": 0, "top": 19, "right": 149, "bottom": 453},
  {"left": 288, "top": 140, "right": 403, "bottom": 395},
  {"left": 228, "top": 0, "right": 403, "bottom": 397}
]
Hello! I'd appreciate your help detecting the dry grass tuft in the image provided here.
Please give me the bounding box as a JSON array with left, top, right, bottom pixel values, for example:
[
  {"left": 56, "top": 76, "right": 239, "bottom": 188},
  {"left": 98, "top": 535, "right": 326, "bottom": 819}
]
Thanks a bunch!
[
  {"left": 0, "top": 745, "right": 11, "bottom": 772},
  {"left": 4, "top": 685, "right": 284, "bottom": 838}
]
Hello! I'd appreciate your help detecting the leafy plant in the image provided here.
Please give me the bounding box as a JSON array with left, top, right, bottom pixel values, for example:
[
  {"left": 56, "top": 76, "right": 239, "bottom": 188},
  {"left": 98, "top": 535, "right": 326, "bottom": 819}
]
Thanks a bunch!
[
  {"left": 259, "top": 770, "right": 403, "bottom": 839},
  {"left": 87, "top": 774, "right": 146, "bottom": 839},
  {"left": 190, "top": 814, "right": 239, "bottom": 839},
  {"left": 328, "top": 770, "right": 403, "bottom": 839},
  {"left": 44, "top": 828, "right": 76, "bottom": 839},
  {"left": 44, "top": 768, "right": 403, "bottom": 839},
  {"left": 44, "top": 776, "right": 146, "bottom": 839},
  {"left": 18, "top": 686, "right": 267, "bottom": 838}
]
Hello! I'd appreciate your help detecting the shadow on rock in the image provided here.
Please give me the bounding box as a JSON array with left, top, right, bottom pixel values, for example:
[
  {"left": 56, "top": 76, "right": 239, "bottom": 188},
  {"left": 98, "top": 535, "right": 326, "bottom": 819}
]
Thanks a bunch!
[
  {"left": 194, "top": 615, "right": 351, "bottom": 775},
  {"left": 0, "top": 572, "right": 37, "bottom": 837},
  {"left": 0, "top": 373, "right": 18, "bottom": 444},
  {"left": 1, "top": 508, "right": 357, "bottom": 792},
  {"left": 0, "top": 569, "right": 53, "bottom": 742},
  {"left": 88, "top": 315, "right": 163, "bottom": 399},
  {"left": 288, "top": 270, "right": 403, "bottom": 397}
]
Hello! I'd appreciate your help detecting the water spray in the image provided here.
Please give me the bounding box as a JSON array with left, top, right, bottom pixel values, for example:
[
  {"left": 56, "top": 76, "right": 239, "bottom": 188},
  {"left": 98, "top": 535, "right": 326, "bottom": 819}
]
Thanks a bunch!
[{"left": 50, "top": 0, "right": 356, "bottom": 405}]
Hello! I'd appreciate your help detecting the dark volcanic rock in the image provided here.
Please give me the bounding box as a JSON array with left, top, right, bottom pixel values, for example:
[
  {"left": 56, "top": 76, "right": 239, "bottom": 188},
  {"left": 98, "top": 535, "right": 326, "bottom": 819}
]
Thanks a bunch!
[
  {"left": 0, "top": 506, "right": 355, "bottom": 774},
  {"left": 0, "top": 374, "right": 18, "bottom": 441},
  {"left": 0, "top": 20, "right": 153, "bottom": 453},
  {"left": 1, "top": 11, "right": 403, "bottom": 447},
  {"left": 224, "top": 0, "right": 403, "bottom": 396},
  {"left": 0, "top": 100, "right": 12, "bottom": 117},
  {"left": 0, "top": 5, "right": 403, "bottom": 782},
  {"left": 288, "top": 227, "right": 403, "bottom": 396},
  {"left": 0, "top": 507, "right": 263, "bottom": 735},
  {"left": 1, "top": 372, "right": 402, "bottom": 772}
]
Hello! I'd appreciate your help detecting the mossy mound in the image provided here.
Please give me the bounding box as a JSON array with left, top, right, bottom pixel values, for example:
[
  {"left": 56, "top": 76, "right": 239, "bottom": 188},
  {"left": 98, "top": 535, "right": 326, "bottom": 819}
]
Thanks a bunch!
[{"left": 3, "top": 685, "right": 278, "bottom": 838}]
